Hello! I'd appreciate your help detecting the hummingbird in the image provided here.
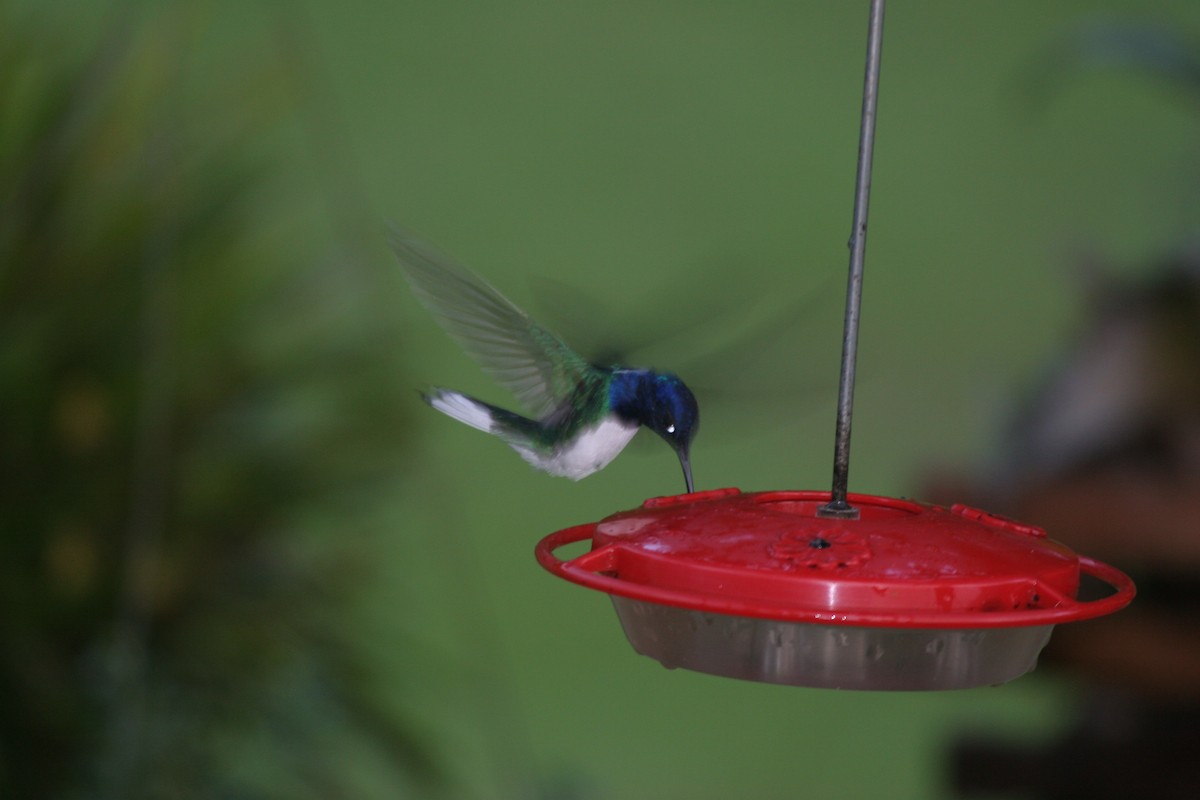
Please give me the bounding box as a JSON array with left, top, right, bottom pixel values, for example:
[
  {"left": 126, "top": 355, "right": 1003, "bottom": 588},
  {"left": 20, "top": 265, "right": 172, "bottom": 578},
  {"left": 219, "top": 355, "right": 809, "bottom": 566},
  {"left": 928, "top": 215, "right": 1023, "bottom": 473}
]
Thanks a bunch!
[{"left": 389, "top": 227, "right": 699, "bottom": 493}]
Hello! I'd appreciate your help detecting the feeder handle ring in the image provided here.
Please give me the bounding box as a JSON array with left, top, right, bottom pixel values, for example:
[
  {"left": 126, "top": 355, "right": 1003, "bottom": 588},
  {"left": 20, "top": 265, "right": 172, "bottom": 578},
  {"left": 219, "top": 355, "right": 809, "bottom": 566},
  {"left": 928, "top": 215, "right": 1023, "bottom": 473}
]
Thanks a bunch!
[
  {"left": 535, "top": 525, "right": 588, "bottom": 569},
  {"left": 1072, "top": 555, "right": 1138, "bottom": 620},
  {"left": 535, "top": 524, "right": 616, "bottom": 575}
]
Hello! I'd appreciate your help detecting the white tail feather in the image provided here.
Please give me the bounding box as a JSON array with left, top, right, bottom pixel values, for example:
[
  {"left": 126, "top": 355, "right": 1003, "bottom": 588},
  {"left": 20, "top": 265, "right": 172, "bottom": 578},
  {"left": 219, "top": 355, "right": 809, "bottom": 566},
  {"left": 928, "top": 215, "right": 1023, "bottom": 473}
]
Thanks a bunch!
[{"left": 425, "top": 389, "right": 495, "bottom": 433}]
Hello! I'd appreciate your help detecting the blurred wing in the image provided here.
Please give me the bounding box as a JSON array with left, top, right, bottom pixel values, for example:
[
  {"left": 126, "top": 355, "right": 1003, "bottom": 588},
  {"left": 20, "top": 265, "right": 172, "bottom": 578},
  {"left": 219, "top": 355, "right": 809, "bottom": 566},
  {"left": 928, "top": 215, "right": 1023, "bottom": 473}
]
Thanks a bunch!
[{"left": 389, "top": 226, "right": 592, "bottom": 418}]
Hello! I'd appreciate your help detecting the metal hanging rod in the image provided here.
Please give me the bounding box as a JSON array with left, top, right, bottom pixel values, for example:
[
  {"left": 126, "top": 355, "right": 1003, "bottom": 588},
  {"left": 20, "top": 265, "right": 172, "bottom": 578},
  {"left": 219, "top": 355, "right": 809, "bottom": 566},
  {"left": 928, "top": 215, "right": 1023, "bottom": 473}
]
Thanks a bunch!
[{"left": 820, "top": 0, "right": 886, "bottom": 519}]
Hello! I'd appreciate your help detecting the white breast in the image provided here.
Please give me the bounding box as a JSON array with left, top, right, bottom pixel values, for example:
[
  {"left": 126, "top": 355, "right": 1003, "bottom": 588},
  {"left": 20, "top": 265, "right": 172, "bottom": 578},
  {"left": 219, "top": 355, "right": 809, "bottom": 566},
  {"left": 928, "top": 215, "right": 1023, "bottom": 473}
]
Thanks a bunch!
[{"left": 511, "top": 415, "right": 639, "bottom": 480}]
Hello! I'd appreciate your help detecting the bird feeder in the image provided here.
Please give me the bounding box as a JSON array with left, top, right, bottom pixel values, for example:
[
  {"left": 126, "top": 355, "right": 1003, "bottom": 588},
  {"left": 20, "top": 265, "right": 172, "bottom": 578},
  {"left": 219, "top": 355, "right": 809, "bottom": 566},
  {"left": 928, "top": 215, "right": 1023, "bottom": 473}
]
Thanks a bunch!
[
  {"left": 535, "top": 0, "right": 1135, "bottom": 690},
  {"left": 536, "top": 489, "right": 1134, "bottom": 690}
]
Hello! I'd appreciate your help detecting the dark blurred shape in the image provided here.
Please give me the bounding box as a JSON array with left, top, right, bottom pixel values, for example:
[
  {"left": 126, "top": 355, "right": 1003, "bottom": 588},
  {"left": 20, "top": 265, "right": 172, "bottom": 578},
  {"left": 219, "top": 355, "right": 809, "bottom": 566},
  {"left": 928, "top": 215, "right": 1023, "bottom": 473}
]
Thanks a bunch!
[
  {"left": 927, "top": 21, "right": 1200, "bottom": 797},
  {"left": 952, "top": 695, "right": 1199, "bottom": 799},
  {"left": 999, "top": 255, "right": 1200, "bottom": 505},
  {"left": 0, "top": 6, "right": 434, "bottom": 798},
  {"left": 931, "top": 252, "right": 1200, "bottom": 799}
]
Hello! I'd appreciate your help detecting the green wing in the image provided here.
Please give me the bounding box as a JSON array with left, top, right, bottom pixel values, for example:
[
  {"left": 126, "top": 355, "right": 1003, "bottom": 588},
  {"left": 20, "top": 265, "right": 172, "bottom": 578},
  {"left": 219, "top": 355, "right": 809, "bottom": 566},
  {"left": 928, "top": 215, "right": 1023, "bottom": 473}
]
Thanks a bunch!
[{"left": 389, "top": 226, "right": 594, "bottom": 419}]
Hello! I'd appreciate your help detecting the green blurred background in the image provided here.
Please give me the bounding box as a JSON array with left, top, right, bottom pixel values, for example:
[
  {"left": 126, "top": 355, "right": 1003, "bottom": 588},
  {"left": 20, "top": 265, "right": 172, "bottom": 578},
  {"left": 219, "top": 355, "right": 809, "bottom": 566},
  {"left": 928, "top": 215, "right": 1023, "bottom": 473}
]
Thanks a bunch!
[{"left": 3, "top": 1, "right": 1199, "bottom": 798}]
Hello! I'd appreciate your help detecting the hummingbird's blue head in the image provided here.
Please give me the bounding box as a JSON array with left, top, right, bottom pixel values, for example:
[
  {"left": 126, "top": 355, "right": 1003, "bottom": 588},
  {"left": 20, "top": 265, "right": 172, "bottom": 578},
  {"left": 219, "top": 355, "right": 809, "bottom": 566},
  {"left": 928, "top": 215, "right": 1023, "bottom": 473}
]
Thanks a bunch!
[{"left": 611, "top": 370, "right": 699, "bottom": 493}]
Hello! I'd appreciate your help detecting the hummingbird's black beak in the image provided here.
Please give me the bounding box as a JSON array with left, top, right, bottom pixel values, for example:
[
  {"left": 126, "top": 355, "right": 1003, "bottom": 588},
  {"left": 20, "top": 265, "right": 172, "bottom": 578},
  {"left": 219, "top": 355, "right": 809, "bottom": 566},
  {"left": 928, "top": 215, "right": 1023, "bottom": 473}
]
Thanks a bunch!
[{"left": 677, "top": 447, "right": 694, "bottom": 494}]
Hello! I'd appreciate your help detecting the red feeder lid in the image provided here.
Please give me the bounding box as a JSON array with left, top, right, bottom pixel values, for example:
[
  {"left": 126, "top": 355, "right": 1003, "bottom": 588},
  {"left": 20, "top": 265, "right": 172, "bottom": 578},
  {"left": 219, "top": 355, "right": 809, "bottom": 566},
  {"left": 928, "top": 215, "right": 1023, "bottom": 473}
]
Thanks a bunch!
[{"left": 536, "top": 489, "right": 1135, "bottom": 629}]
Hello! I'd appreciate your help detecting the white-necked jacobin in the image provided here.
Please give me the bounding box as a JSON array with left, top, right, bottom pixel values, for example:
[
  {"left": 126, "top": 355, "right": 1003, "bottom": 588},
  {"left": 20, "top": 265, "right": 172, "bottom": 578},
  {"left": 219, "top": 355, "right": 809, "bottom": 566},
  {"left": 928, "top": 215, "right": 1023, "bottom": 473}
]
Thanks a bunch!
[{"left": 390, "top": 228, "right": 698, "bottom": 492}]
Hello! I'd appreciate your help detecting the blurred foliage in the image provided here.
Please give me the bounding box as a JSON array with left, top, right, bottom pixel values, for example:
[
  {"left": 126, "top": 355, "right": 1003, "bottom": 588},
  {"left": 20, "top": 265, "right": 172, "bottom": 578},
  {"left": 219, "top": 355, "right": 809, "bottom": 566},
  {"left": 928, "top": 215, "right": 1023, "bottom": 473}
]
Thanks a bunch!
[{"left": 0, "top": 5, "right": 435, "bottom": 798}]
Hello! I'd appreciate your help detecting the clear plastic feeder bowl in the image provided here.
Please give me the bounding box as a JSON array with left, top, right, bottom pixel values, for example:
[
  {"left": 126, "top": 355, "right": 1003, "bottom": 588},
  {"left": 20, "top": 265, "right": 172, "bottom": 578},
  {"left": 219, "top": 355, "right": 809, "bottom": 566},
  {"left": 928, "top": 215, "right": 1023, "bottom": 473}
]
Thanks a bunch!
[{"left": 535, "top": 489, "right": 1135, "bottom": 691}]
